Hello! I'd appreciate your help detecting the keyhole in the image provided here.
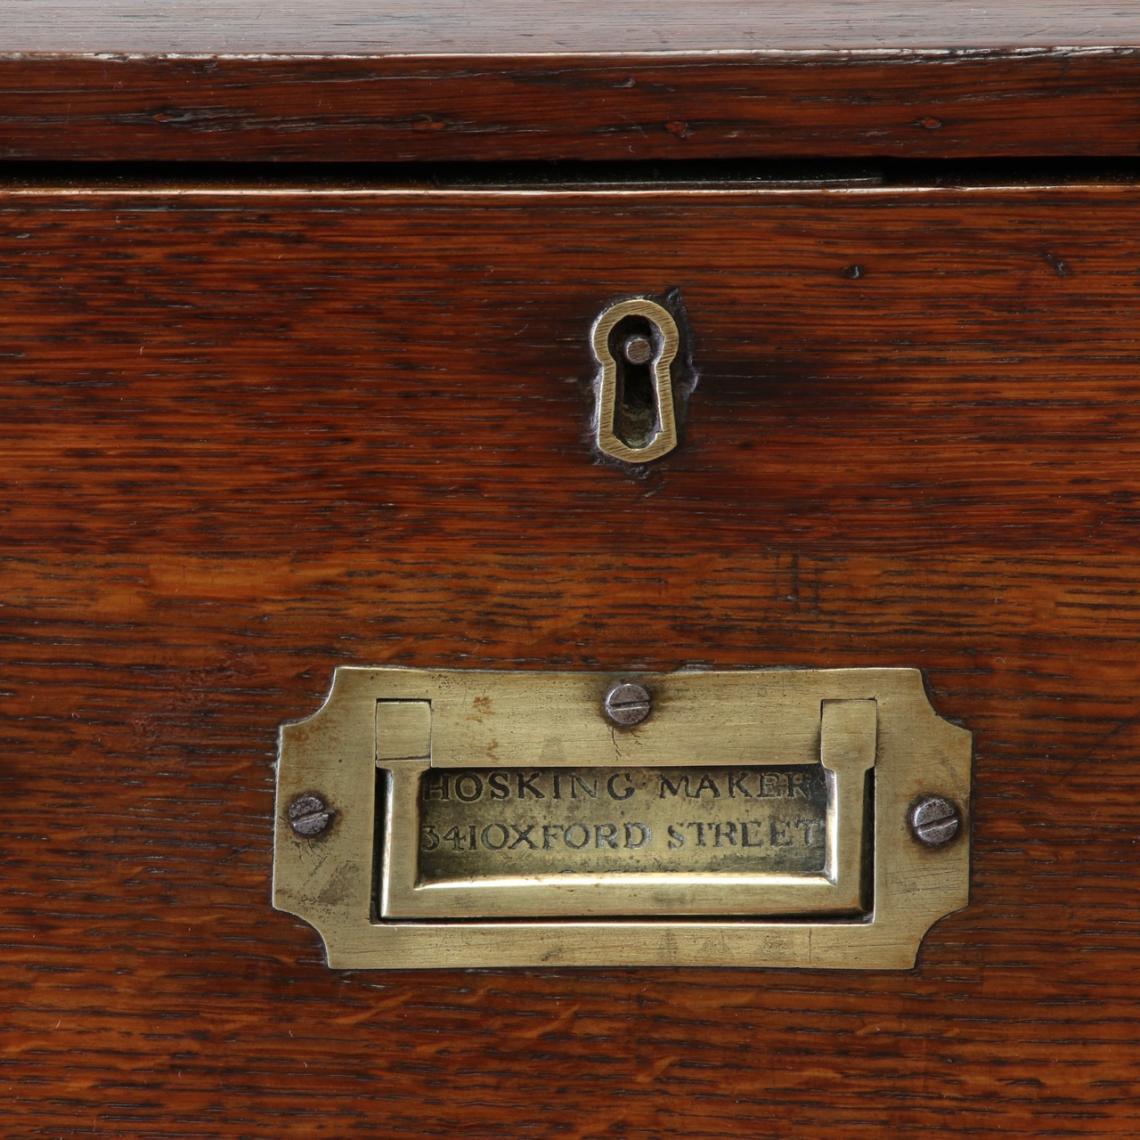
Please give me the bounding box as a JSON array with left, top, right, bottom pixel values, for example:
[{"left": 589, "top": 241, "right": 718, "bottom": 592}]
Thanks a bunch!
[
  {"left": 608, "top": 315, "right": 660, "bottom": 449},
  {"left": 590, "top": 295, "right": 682, "bottom": 465}
]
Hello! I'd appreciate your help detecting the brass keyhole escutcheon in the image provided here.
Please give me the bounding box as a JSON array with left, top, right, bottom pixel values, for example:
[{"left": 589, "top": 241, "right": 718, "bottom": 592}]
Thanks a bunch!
[{"left": 591, "top": 297, "right": 681, "bottom": 464}]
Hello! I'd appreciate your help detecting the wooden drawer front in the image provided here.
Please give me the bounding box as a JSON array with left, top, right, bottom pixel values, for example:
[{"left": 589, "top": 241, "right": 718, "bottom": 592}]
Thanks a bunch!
[{"left": 3, "top": 185, "right": 1138, "bottom": 1134}]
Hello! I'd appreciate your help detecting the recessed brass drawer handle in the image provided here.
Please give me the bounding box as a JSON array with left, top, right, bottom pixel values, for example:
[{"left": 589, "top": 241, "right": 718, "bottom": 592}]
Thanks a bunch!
[
  {"left": 591, "top": 296, "right": 681, "bottom": 463},
  {"left": 273, "top": 666, "right": 972, "bottom": 970}
]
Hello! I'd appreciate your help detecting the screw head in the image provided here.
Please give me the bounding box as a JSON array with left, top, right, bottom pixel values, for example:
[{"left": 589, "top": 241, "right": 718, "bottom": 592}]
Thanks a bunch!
[
  {"left": 604, "top": 681, "right": 652, "bottom": 728},
  {"left": 622, "top": 334, "right": 654, "bottom": 366},
  {"left": 288, "top": 793, "right": 334, "bottom": 838},
  {"left": 909, "top": 795, "right": 961, "bottom": 848}
]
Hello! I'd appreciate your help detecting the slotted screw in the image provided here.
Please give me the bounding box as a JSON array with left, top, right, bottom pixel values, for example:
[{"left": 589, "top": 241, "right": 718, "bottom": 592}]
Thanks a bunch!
[
  {"left": 604, "top": 681, "right": 652, "bottom": 728},
  {"left": 909, "top": 795, "right": 961, "bottom": 848},
  {"left": 288, "top": 793, "right": 334, "bottom": 838}
]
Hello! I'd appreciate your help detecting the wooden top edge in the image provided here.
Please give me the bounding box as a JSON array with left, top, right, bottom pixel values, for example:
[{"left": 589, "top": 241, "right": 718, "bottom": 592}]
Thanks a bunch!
[
  {"left": 5, "top": 47, "right": 1138, "bottom": 61},
  {"left": 8, "top": 2, "right": 1140, "bottom": 56},
  {"left": 4, "top": 8, "right": 1140, "bottom": 163},
  {"left": 0, "top": 183, "right": 1135, "bottom": 199}
]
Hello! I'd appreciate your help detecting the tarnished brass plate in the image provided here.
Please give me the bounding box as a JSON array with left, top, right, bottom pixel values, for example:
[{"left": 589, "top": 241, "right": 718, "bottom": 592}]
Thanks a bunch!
[{"left": 273, "top": 668, "right": 971, "bottom": 970}]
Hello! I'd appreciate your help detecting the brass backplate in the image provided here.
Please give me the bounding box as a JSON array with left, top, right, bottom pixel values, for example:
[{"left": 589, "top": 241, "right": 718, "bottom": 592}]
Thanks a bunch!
[{"left": 273, "top": 668, "right": 971, "bottom": 970}]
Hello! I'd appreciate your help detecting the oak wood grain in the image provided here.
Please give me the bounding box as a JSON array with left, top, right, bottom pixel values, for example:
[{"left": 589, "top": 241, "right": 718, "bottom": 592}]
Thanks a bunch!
[
  {"left": 2, "top": 185, "right": 1138, "bottom": 1136},
  {"left": 4, "top": 2, "right": 1140, "bottom": 163}
]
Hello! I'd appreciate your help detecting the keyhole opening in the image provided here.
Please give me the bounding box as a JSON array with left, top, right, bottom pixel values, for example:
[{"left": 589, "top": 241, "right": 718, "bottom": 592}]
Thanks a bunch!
[{"left": 608, "top": 315, "right": 661, "bottom": 449}]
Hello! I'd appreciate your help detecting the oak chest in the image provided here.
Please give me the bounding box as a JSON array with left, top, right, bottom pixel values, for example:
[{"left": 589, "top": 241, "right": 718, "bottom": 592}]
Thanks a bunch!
[{"left": 3, "top": 4, "right": 1139, "bottom": 1136}]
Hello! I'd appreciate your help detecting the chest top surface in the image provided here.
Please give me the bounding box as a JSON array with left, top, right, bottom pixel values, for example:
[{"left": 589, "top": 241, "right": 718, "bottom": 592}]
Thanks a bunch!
[{"left": 6, "top": 1, "right": 1140, "bottom": 163}]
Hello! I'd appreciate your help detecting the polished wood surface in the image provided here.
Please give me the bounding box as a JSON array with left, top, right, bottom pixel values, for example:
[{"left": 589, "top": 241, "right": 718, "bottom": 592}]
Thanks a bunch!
[
  {"left": 2, "top": 184, "right": 1137, "bottom": 1134},
  {"left": 4, "top": 3, "right": 1140, "bottom": 162},
  {"left": 15, "top": 1, "right": 1140, "bottom": 52}
]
